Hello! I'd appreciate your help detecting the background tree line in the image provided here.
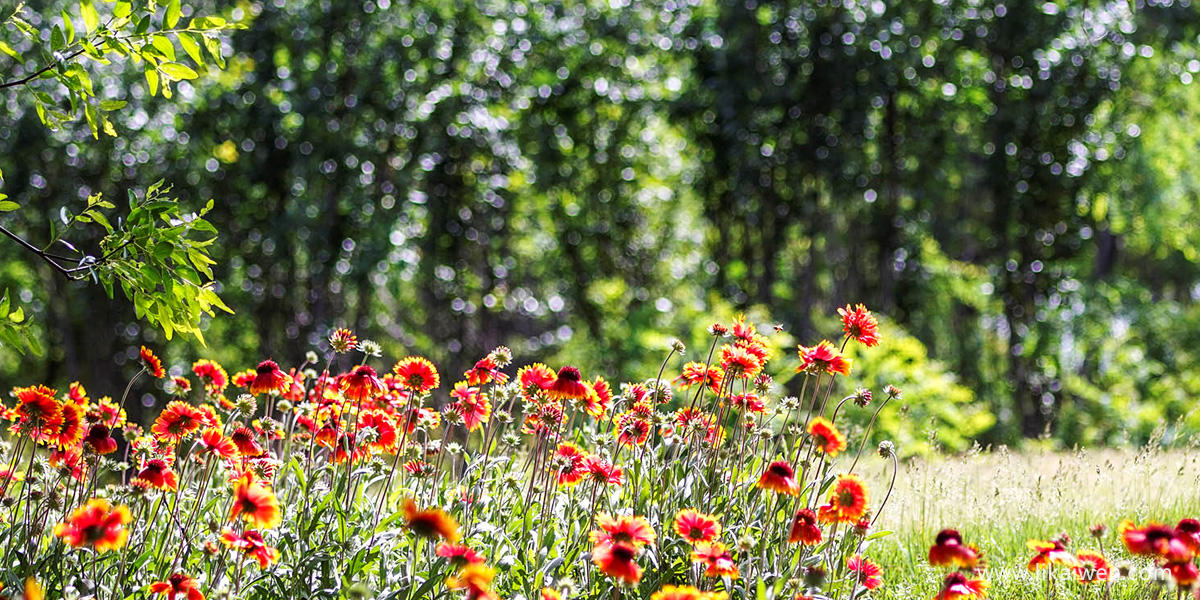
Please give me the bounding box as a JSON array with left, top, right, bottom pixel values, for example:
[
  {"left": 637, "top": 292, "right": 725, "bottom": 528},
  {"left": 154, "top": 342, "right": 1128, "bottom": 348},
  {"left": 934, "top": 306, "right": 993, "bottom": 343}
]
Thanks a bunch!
[{"left": 2, "top": 0, "right": 1200, "bottom": 451}]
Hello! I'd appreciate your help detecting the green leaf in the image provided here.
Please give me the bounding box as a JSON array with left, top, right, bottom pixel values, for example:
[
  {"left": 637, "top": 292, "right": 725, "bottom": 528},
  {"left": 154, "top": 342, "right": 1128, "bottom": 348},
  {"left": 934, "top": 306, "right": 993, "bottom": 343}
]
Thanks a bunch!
[
  {"left": 0, "top": 41, "right": 19, "bottom": 60},
  {"left": 144, "top": 67, "right": 159, "bottom": 95},
  {"left": 51, "top": 25, "right": 66, "bottom": 52},
  {"left": 80, "top": 0, "right": 99, "bottom": 32},
  {"left": 165, "top": 0, "right": 181, "bottom": 28},
  {"left": 159, "top": 62, "right": 197, "bottom": 80},
  {"left": 99, "top": 99, "right": 127, "bottom": 110},
  {"left": 178, "top": 32, "right": 203, "bottom": 65},
  {"left": 0, "top": 201, "right": 18, "bottom": 212},
  {"left": 150, "top": 35, "right": 176, "bottom": 61},
  {"left": 189, "top": 16, "right": 227, "bottom": 30},
  {"left": 62, "top": 10, "right": 76, "bottom": 43},
  {"left": 113, "top": 1, "right": 132, "bottom": 18}
]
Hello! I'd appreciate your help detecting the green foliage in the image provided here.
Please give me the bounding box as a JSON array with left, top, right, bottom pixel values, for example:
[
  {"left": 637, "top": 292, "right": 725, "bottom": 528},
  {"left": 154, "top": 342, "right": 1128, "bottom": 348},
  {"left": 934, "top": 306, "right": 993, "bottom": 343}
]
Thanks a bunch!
[{"left": 0, "top": 0, "right": 238, "bottom": 136}]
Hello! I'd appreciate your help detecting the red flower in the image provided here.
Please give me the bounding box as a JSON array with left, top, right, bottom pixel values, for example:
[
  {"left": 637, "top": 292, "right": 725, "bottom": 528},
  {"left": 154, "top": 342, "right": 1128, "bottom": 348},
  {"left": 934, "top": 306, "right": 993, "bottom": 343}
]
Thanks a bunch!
[
  {"left": 401, "top": 498, "right": 460, "bottom": 541},
  {"left": 551, "top": 442, "right": 588, "bottom": 487},
  {"left": 847, "top": 555, "right": 882, "bottom": 590},
  {"left": 818, "top": 475, "right": 870, "bottom": 524},
  {"left": 14, "top": 385, "right": 62, "bottom": 430},
  {"left": 593, "top": 541, "right": 641, "bottom": 584},
  {"left": 928, "top": 529, "right": 981, "bottom": 569},
  {"left": 674, "top": 509, "right": 721, "bottom": 545},
  {"left": 197, "top": 428, "right": 238, "bottom": 459},
  {"left": 691, "top": 542, "right": 739, "bottom": 579},
  {"left": 357, "top": 410, "right": 398, "bottom": 453},
  {"left": 464, "top": 356, "right": 508, "bottom": 386},
  {"left": 583, "top": 377, "right": 614, "bottom": 419},
  {"left": 230, "top": 426, "right": 265, "bottom": 458},
  {"left": 152, "top": 401, "right": 207, "bottom": 445},
  {"left": 727, "top": 393, "right": 764, "bottom": 413},
  {"left": 150, "top": 573, "right": 205, "bottom": 600},
  {"left": 1177, "top": 519, "right": 1200, "bottom": 554},
  {"left": 1073, "top": 550, "right": 1111, "bottom": 584},
  {"left": 584, "top": 455, "right": 623, "bottom": 486},
  {"left": 220, "top": 528, "right": 279, "bottom": 569},
  {"left": 807, "top": 417, "right": 847, "bottom": 457},
  {"left": 134, "top": 458, "right": 179, "bottom": 491},
  {"left": 232, "top": 369, "right": 256, "bottom": 388},
  {"left": 718, "top": 345, "right": 762, "bottom": 379},
  {"left": 393, "top": 357, "right": 441, "bottom": 394},
  {"left": 756, "top": 460, "right": 799, "bottom": 496},
  {"left": 192, "top": 359, "right": 229, "bottom": 391},
  {"left": 796, "top": 340, "right": 851, "bottom": 377},
  {"left": 169, "top": 376, "right": 192, "bottom": 397},
  {"left": 591, "top": 514, "right": 657, "bottom": 548},
  {"left": 615, "top": 413, "right": 651, "bottom": 447},
  {"left": 436, "top": 543, "right": 485, "bottom": 567},
  {"left": 933, "top": 573, "right": 987, "bottom": 600},
  {"left": 83, "top": 423, "right": 118, "bottom": 455},
  {"left": 53, "top": 498, "right": 132, "bottom": 552},
  {"left": 140, "top": 346, "right": 165, "bottom": 378},
  {"left": 1027, "top": 539, "right": 1080, "bottom": 571},
  {"left": 1169, "top": 561, "right": 1199, "bottom": 587},
  {"left": 341, "top": 365, "right": 386, "bottom": 403},
  {"left": 230, "top": 473, "right": 281, "bottom": 529},
  {"left": 547, "top": 366, "right": 588, "bottom": 400},
  {"left": 248, "top": 360, "right": 291, "bottom": 395},
  {"left": 788, "top": 509, "right": 822, "bottom": 545},
  {"left": 447, "top": 564, "right": 497, "bottom": 600},
  {"left": 838, "top": 304, "right": 881, "bottom": 347},
  {"left": 516, "top": 363, "right": 556, "bottom": 399},
  {"left": 675, "top": 362, "right": 724, "bottom": 394},
  {"left": 328, "top": 328, "right": 358, "bottom": 353},
  {"left": 1120, "top": 520, "right": 1193, "bottom": 563},
  {"left": 44, "top": 402, "right": 84, "bottom": 449},
  {"left": 450, "top": 382, "right": 491, "bottom": 432}
]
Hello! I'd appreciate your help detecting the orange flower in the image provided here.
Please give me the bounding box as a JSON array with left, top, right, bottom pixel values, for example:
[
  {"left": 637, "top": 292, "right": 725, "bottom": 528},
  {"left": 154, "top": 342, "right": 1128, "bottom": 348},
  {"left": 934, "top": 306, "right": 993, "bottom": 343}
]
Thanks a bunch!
[
  {"left": 756, "top": 460, "right": 799, "bottom": 496},
  {"left": 797, "top": 340, "right": 851, "bottom": 377},
  {"left": 1026, "top": 539, "right": 1080, "bottom": 571},
  {"left": 547, "top": 366, "right": 588, "bottom": 400},
  {"left": 83, "top": 423, "right": 118, "bottom": 455},
  {"left": 1073, "top": 550, "right": 1110, "bottom": 584},
  {"left": 788, "top": 509, "right": 822, "bottom": 545},
  {"left": 818, "top": 475, "right": 869, "bottom": 524},
  {"left": 675, "top": 362, "right": 724, "bottom": 394},
  {"left": 44, "top": 402, "right": 84, "bottom": 449},
  {"left": 448, "top": 564, "right": 497, "bottom": 600},
  {"left": 14, "top": 385, "right": 62, "bottom": 430},
  {"left": 232, "top": 369, "right": 256, "bottom": 388},
  {"left": 357, "top": 410, "right": 398, "bottom": 453},
  {"left": 230, "top": 474, "right": 281, "bottom": 529},
  {"left": 928, "top": 529, "right": 980, "bottom": 568},
  {"left": 393, "top": 357, "right": 441, "bottom": 394},
  {"left": 674, "top": 509, "right": 721, "bottom": 545},
  {"left": 133, "top": 458, "right": 179, "bottom": 491},
  {"left": 401, "top": 498, "right": 460, "bottom": 541},
  {"left": 53, "top": 498, "right": 131, "bottom": 552},
  {"left": 838, "top": 304, "right": 881, "bottom": 347},
  {"left": 192, "top": 359, "right": 229, "bottom": 392},
  {"left": 718, "top": 345, "right": 762, "bottom": 379},
  {"left": 517, "top": 363, "right": 556, "bottom": 399},
  {"left": 152, "top": 401, "right": 207, "bottom": 445},
  {"left": 219, "top": 528, "right": 279, "bottom": 569},
  {"left": 435, "top": 543, "right": 485, "bottom": 567},
  {"left": 87, "top": 396, "right": 126, "bottom": 428},
  {"left": 542, "top": 589, "right": 563, "bottom": 600},
  {"left": 933, "top": 573, "right": 987, "bottom": 600},
  {"left": 449, "top": 382, "right": 490, "bottom": 432},
  {"left": 341, "top": 365, "right": 385, "bottom": 402},
  {"left": 140, "top": 346, "right": 165, "bottom": 378},
  {"left": 197, "top": 428, "right": 239, "bottom": 459},
  {"left": 807, "top": 417, "right": 847, "bottom": 457},
  {"left": 591, "top": 514, "right": 657, "bottom": 548},
  {"left": 847, "top": 555, "right": 882, "bottom": 590},
  {"left": 691, "top": 542, "right": 739, "bottom": 579},
  {"left": 583, "top": 377, "right": 614, "bottom": 419},
  {"left": 651, "top": 586, "right": 714, "bottom": 600},
  {"left": 727, "top": 393, "right": 764, "bottom": 413},
  {"left": 230, "top": 426, "right": 265, "bottom": 458},
  {"left": 248, "top": 360, "right": 291, "bottom": 395},
  {"left": 149, "top": 573, "right": 205, "bottom": 600},
  {"left": 593, "top": 541, "right": 642, "bottom": 584}
]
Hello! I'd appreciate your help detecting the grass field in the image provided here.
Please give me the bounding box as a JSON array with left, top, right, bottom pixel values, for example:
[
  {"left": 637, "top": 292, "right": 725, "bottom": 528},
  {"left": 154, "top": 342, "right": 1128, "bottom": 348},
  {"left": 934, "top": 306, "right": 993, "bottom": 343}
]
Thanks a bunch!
[{"left": 859, "top": 439, "right": 1200, "bottom": 598}]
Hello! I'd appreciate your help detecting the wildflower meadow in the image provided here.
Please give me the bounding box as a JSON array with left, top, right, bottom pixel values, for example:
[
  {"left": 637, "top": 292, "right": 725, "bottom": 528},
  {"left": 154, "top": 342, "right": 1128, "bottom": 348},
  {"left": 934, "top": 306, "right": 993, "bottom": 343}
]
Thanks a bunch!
[{"left": 1, "top": 306, "right": 1199, "bottom": 600}]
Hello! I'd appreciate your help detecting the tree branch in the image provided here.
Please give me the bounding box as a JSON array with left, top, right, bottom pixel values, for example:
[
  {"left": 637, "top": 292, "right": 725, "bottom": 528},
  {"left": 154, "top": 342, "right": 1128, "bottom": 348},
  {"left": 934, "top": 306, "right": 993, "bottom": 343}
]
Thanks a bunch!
[
  {"left": 0, "top": 224, "right": 80, "bottom": 280},
  {"left": 0, "top": 48, "right": 87, "bottom": 91}
]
